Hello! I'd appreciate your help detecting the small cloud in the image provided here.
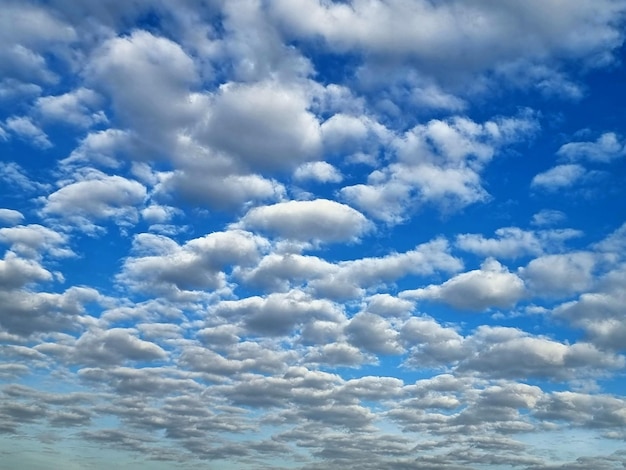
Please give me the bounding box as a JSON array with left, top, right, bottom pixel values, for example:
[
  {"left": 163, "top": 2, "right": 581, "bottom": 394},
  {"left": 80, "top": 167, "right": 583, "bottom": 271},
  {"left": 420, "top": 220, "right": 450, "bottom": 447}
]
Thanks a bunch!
[
  {"left": 293, "top": 161, "right": 343, "bottom": 183},
  {"left": 4, "top": 116, "right": 52, "bottom": 149},
  {"left": 530, "top": 164, "right": 586, "bottom": 191},
  {"left": 531, "top": 209, "right": 566, "bottom": 226},
  {"left": 557, "top": 132, "right": 626, "bottom": 162}
]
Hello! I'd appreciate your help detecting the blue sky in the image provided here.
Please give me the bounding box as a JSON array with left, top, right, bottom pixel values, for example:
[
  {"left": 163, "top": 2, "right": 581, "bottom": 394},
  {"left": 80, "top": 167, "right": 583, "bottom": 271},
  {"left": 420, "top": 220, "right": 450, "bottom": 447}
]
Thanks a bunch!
[{"left": 1, "top": 1, "right": 626, "bottom": 469}]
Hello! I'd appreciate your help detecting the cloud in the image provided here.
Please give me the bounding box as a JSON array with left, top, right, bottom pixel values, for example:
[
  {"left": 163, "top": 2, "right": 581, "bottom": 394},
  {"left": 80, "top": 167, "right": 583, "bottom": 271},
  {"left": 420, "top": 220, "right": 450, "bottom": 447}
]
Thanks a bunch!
[
  {"left": 200, "top": 80, "right": 322, "bottom": 170},
  {"left": 293, "top": 161, "right": 343, "bottom": 183},
  {"left": 35, "top": 87, "right": 107, "bottom": 128},
  {"left": 86, "top": 29, "right": 199, "bottom": 147},
  {"left": 1, "top": 1, "right": 626, "bottom": 468},
  {"left": 456, "top": 227, "right": 582, "bottom": 259},
  {"left": 0, "top": 286, "right": 101, "bottom": 337},
  {"left": 531, "top": 164, "right": 587, "bottom": 191},
  {"left": 345, "top": 312, "right": 403, "bottom": 355},
  {"left": 74, "top": 328, "right": 167, "bottom": 365},
  {"left": 270, "top": 0, "right": 624, "bottom": 86},
  {"left": 342, "top": 112, "right": 538, "bottom": 221},
  {"left": 214, "top": 289, "right": 343, "bottom": 337},
  {"left": 40, "top": 169, "right": 147, "bottom": 231},
  {"left": 459, "top": 326, "right": 625, "bottom": 380},
  {"left": 0, "top": 224, "right": 73, "bottom": 259},
  {"left": 520, "top": 252, "right": 596, "bottom": 297},
  {"left": 557, "top": 132, "right": 626, "bottom": 162},
  {"left": 0, "top": 208, "right": 24, "bottom": 225},
  {"left": 402, "top": 258, "right": 525, "bottom": 311},
  {"left": 118, "top": 230, "right": 268, "bottom": 299},
  {"left": 0, "top": 251, "right": 52, "bottom": 290},
  {"left": 238, "top": 199, "right": 370, "bottom": 243},
  {"left": 531, "top": 209, "right": 567, "bottom": 227},
  {"left": 4, "top": 116, "right": 52, "bottom": 148}
]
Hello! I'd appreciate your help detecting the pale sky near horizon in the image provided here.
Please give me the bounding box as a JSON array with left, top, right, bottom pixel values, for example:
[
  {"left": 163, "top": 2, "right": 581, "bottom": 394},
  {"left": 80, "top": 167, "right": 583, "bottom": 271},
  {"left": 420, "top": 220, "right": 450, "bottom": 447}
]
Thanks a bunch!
[{"left": 1, "top": 1, "right": 626, "bottom": 469}]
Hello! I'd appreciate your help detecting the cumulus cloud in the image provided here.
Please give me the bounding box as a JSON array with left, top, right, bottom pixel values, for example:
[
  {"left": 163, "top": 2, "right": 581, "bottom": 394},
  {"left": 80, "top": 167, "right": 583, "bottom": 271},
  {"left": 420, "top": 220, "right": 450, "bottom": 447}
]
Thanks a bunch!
[
  {"left": 342, "top": 112, "right": 538, "bottom": 221},
  {"left": 4, "top": 116, "right": 52, "bottom": 148},
  {"left": 40, "top": 169, "right": 147, "bottom": 231},
  {"left": 456, "top": 227, "right": 582, "bottom": 259},
  {"left": 402, "top": 258, "right": 525, "bottom": 311},
  {"left": 200, "top": 80, "right": 322, "bottom": 170},
  {"left": 520, "top": 252, "right": 596, "bottom": 297},
  {"left": 0, "top": 209, "right": 24, "bottom": 225},
  {"left": 531, "top": 164, "right": 587, "bottom": 191},
  {"left": 118, "top": 230, "right": 268, "bottom": 298},
  {"left": 238, "top": 199, "right": 370, "bottom": 243},
  {"left": 460, "top": 326, "right": 625, "bottom": 380},
  {"left": 1, "top": 1, "right": 626, "bottom": 468},
  {"left": 293, "top": 161, "right": 343, "bottom": 183},
  {"left": 35, "top": 87, "right": 107, "bottom": 128},
  {"left": 0, "top": 224, "right": 73, "bottom": 259},
  {"left": 557, "top": 132, "right": 626, "bottom": 162},
  {"left": 74, "top": 328, "right": 167, "bottom": 365}
]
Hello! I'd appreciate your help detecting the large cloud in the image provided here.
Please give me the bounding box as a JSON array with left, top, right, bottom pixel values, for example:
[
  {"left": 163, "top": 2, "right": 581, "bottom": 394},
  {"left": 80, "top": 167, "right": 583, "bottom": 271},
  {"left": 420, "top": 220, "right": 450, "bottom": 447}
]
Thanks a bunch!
[
  {"left": 238, "top": 199, "right": 370, "bottom": 243},
  {"left": 402, "top": 258, "right": 525, "bottom": 311}
]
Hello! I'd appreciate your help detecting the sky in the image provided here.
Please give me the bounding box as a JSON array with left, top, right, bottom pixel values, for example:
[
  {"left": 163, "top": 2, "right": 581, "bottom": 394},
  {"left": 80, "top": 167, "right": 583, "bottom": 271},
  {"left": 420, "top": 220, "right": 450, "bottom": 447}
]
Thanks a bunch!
[{"left": 1, "top": 0, "right": 626, "bottom": 469}]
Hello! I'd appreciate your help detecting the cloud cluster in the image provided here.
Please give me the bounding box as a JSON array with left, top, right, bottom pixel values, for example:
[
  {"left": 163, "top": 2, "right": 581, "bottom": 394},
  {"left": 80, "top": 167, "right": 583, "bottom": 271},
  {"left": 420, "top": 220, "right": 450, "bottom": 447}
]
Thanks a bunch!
[{"left": 1, "top": 1, "right": 625, "bottom": 469}]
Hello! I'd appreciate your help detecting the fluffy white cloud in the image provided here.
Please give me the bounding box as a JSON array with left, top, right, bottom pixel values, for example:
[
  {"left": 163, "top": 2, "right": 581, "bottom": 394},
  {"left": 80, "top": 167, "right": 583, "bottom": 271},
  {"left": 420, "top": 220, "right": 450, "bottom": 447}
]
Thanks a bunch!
[
  {"left": 0, "top": 209, "right": 24, "bottom": 225},
  {"left": 200, "top": 80, "right": 322, "bottom": 170},
  {"left": 456, "top": 227, "right": 582, "bottom": 259},
  {"left": 531, "top": 164, "right": 587, "bottom": 191},
  {"left": 557, "top": 132, "right": 626, "bottom": 162},
  {"left": 460, "top": 326, "right": 625, "bottom": 379},
  {"left": 345, "top": 312, "right": 403, "bottom": 355},
  {"left": 86, "top": 30, "right": 199, "bottom": 147},
  {"left": 40, "top": 170, "right": 147, "bottom": 231},
  {"left": 293, "top": 161, "right": 343, "bottom": 183},
  {"left": 119, "top": 230, "right": 268, "bottom": 298},
  {"left": 520, "top": 252, "right": 596, "bottom": 297},
  {"left": 531, "top": 209, "right": 567, "bottom": 227},
  {"left": 238, "top": 199, "right": 370, "bottom": 243},
  {"left": 213, "top": 289, "right": 343, "bottom": 336},
  {"left": 402, "top": 258, "right": 525, "bottom": 311},
  {"left": 35, "top": 88, "right": 106, "bottom": 128},
  {"left": 0, "top": 251, "right": 52, "bottom": 289},
  {"left": 4, "top": 116, "right": 51, "bottom": 148},
  {"left": 0, "top": 224, "right": 73, "bottom": 258},
  {"left": 74, "top": 328, "right": 167, "bottom": 365},
  {"left": 270, "top": 0, "right": 624, "bottom": 88},
  {"left": 342, "top": 113, "right": 538, "bottom": 221}
]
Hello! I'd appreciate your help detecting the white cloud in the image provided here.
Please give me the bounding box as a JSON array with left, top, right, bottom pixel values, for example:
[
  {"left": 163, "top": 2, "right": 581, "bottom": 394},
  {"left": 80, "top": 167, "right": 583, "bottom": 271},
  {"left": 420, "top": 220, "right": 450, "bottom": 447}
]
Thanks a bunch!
[
  {"left": 74, "top": 328, "right": 167, "bottom": 365},
  {"left": 35, "top": 87, "right": 107, "bottom": 128},
  {"left": 345, "top": 312, "right": 403, "bottom": 355},
  {"left": 460, "top": 326, "right": 624, "bottom": 380},
  {"left": 200, "top": 80, "right": 322, "bottom": 170},
  {"left": 456, "top": 227, "right": 582, "bottom": 259},
  {"left": 402, "top": 258, "right": 525, "bottom": 311},
  {"left": 118, "top": 230, "right": 268, "bottom": 299},
  {"left": 293, "top": 161, "right": 343, "bottom": 183},
  {"left": 531, "top": 164, "right": 587, "bottom": 191},
  {"left": 0, "top": 209, "right": 24, "bottom": 225},
  {"left": 214, "top": 289, "right": 343, "bottom": 337},
  {"left": 342, "top": 112, "right": 538, "bottom": 221},
  {"left": 238, "top": 199, "right": 370, "bottom": 243},
  {"left": 40, "top": 170, "right": 147, "bottom": 231},
  {"left": 270, "top": 0, "right": 624, "bottom": 85},
  {"left": 0, "top": 251, "right": 52, "bottom": 289},
  {"left": 531, "top": 209, "right": 567, "bottom": 227},
  {"left": 4, "top": 116, "right": 52, "bottom": 149},
  {"left": 0, "top": 161, "right": 49, "bottom": 193},
  {"left": 520, "top": 252, "right": 596, "bottom": 297},
  {"left": 557, "top": 132, "right": 626, "bottom": 162},
  {"left": 0, "top": 224, "right": 73, "bottom": 259}
]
